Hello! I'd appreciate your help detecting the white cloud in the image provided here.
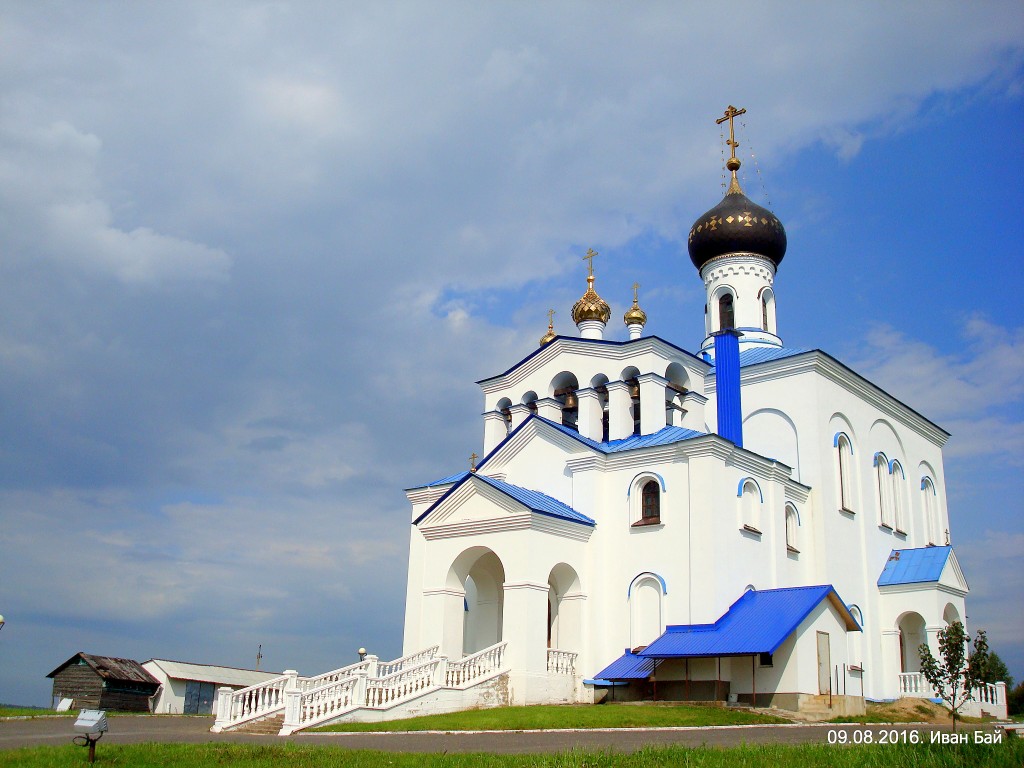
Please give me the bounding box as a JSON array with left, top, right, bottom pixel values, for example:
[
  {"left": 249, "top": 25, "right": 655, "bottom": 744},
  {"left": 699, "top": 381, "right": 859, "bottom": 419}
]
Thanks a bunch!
[
  {"left": 0, "top": 118, "right": 231, "bottom": 285},
  {"left": 848, "top": 317, "right": 1024, "bottom": 461}
]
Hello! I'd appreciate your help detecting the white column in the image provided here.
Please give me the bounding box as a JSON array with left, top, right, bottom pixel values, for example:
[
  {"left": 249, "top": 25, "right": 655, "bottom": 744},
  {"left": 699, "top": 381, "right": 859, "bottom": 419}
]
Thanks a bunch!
[
  {"left": 881, "top": 629, "right": 902, "bottom": 699},
  {"left": 576, "top": 388, "right": 603, "bottom": 442},
  {"left": 535, "top": 397, "right": 562, "bottom": 423},
  {"left": 483, "top": 410, "right": 508, "bottom": 454},
  {"left": 626, "top": 322, "right": 643, "bottom": 340},
  {"left": 502, "top": 581, "right": 551, "bottom": 705},
  {"left": 637, "top": 373, "right": 667, "bottom": 436},
  {"left": 508, "top": 403, "right": 532, "bottom": 430},
  {"left": 606, "top": 381, "right": 633, "bottom": 441},
  {"left": 422, "top": 588, "right": 466, "bottom": 660},
  {"left": 680, "top": 391, "right": 708, "bottom": 431}
]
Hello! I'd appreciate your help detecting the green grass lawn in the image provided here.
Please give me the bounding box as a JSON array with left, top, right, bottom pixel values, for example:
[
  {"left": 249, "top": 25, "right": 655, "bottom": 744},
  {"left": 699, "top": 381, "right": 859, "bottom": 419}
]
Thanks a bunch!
[
  {"left": 312, "top": 703, "right": 790, "bottom": 732},
  {"left": 2, "top": 741, "right": 1022, "bottom": 768},
  {"left": 0, "top": 707, "right": 75, "bottom": 718}
]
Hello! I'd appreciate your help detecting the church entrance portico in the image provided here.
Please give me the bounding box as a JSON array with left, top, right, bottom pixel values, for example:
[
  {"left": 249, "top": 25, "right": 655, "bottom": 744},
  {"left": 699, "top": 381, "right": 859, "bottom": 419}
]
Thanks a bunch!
[{"left": 441, "top": 546, "right": 506, "bottom": 661}]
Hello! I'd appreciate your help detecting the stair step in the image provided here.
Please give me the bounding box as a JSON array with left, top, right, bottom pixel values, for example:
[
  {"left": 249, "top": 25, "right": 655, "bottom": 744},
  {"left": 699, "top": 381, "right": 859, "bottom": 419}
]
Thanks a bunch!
[{"left": 232, "top": 714, "right": 285, "bottom": 734}]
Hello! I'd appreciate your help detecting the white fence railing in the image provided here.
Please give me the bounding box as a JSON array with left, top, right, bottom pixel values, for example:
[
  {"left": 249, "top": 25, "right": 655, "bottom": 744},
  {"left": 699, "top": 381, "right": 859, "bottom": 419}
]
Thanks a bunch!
[
  {"left": 547, "top": 648, "right": 577, "bottom": 676},
  {"left": 298, "top": 659, "right": 373, "bottom": 692},
  {"left": 446, "top": 642, "right": 506, "bottom": 687},
  {"left": 366, "top": 658, "right": 442, "bottom": 708},
  {"left": 218, "top": 641, "right": 511, "bottom": 734},
  {"left": 213, "top": 673, "right": 291, "bottom": 731},
  {"left": 897, "top": 673, "right": 1007, "bottom": 718},
  {"left": 376, "top": 645, "right": 439, "bottom": 678}
]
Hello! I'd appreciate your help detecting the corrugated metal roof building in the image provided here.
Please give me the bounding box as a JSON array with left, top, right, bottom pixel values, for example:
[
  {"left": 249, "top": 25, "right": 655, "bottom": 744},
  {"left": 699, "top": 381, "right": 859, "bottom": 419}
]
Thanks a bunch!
[{"left": 143, "top": 659, "right": 281, "bottom": 715}]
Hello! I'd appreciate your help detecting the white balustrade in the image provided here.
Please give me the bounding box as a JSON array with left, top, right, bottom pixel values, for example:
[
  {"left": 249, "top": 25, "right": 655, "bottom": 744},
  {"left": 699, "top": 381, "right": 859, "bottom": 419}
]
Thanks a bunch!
[
  {"left": 897, "top": 672, "right": 933, "bottom": 697},
  {"left": 215, "top": 642, "right": 507, "bottom": 734},
  {"left": 547, "top": 648, "right": 577, "bottom": 676},
  {"left": 213, "top": 672, "right": 292, "bottom": 731},
  {"left": 298, "top": 658, "right": 373, "bottom": 692},
  {"left": 446, "top": 641, "right": 507, "bottom": 687},
  {"left": 376, "top": 645, "right": 439, "bottom": 677},
  {"left": 365, "top": 658, "right": 441, "bottom": 707}
]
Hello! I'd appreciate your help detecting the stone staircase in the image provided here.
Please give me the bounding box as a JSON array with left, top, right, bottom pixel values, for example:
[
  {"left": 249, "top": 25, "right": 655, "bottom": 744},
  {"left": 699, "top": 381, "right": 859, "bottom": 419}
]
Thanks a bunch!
[
  {"left": 232, "top": 714, "right": 285, "bottom": 735},
  {"left": 212, "top": 641, "right": 509, "bottom": 735}
]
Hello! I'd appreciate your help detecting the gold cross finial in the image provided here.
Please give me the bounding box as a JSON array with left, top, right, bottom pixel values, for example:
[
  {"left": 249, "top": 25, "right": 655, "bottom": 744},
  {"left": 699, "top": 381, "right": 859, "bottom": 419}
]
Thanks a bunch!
[
  {"left": 583, "top": 248, "right": 598, "bottom": 277},
  {"left": 716, "top": 104, "right": 747, "bottom": 194},
  {"left": 716, "top": 105, "right": 746, "bottom": 162},
  {"left": 469, "top": 452, "right": 478, "bottom": 472},
  {"left": 546, "top": 308, "right": 555, "bottom": 328},
  {"left": 632, "top": 282, "right": 640, "bottom": 303}
]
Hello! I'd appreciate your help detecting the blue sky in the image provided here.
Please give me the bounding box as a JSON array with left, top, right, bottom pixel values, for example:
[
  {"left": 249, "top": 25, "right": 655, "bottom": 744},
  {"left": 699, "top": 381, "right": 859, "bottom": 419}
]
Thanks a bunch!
[{"left": 1, "top": 2, "right": 1022, "bottom": 706}]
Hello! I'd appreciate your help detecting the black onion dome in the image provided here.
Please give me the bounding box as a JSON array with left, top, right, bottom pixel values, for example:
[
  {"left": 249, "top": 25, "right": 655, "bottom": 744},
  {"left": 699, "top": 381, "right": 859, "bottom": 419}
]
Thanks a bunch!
[{"left": 687, "top": 190, "right": 787, "bottom": 271}]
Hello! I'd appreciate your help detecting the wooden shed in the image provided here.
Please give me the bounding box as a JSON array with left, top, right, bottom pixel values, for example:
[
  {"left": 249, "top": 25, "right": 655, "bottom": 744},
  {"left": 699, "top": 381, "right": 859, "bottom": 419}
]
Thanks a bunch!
[{"left": 47, "top": 652, "right": 160, "bottom": 711}]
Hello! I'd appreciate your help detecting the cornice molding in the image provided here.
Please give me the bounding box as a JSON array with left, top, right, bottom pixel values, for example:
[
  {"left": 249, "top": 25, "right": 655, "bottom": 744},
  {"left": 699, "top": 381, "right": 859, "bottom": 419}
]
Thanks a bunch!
[{"left": 478, "top": 337, "right": 710, "bottom": 394}]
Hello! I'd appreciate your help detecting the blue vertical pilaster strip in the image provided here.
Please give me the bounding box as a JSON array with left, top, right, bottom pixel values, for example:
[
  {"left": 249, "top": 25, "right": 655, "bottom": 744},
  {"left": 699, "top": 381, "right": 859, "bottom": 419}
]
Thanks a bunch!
[{"left": 713, "top": 329, "right": 743, "bottom": 448}]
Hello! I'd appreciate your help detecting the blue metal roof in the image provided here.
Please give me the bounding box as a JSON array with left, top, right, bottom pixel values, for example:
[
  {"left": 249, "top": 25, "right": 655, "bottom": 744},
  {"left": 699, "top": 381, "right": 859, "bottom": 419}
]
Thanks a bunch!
[
  {"left": 412, "top": 472, "right": 594, "bottom": 527},
  {"left": 877, "top": 546, "right": 951, "bottom": 586},
  {"left": 475, "top": 475, "right": 595, "bottom": 526},
  {"left": 593, "top": 650, "right": 658, "bottom": 680},
  {"left": 540, "top": 417, "right": 706, "bottom": 454},
  {"left": 736, "top": 346, "right": 812, "bottom": 367},
  {"left": 639, "top": 585, "right": 859, "bottom": 658},
  {"left": 410, "top": 470, "right": 469, "bottom": 489}
]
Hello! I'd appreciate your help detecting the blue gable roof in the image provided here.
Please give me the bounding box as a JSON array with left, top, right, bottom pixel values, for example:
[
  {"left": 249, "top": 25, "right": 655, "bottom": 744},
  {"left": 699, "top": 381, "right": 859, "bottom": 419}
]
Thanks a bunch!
[
  {"left": 412, "top": 472, "right": 594, "bottom": 527},
  {"left": 877, "top": 546, "right": 951, "bottom": 586},
  {"left": 639, "top": 585, "right": 858, "bottom": 658}
]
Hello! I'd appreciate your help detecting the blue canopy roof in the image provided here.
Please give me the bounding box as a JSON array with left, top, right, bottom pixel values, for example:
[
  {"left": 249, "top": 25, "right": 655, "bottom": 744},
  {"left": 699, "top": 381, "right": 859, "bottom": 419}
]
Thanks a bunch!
[
  {"left": 639, "top": 585, "right": 859, "bottom": 659},
  {"left": 593, "top": 649, "right": 658, "bottom": 681},
  {"left": 877, "top": 546, "right": 951, "bottom": 586}
]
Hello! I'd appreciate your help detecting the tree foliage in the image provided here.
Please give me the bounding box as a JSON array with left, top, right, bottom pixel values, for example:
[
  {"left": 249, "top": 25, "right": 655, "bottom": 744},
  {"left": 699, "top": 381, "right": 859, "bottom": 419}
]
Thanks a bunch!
[
  {"left": 918, "top": 621, "right": 990, "bottom": 731},
  {"left": 984, "top": 651, "right": 1013, "bottom": 688}
]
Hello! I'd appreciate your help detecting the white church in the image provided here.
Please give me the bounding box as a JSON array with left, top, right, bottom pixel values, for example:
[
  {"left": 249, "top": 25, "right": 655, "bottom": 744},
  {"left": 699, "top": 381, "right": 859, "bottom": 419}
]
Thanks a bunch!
[{"left": 213, "top": 108, "right": 1007, "bottom": 734}]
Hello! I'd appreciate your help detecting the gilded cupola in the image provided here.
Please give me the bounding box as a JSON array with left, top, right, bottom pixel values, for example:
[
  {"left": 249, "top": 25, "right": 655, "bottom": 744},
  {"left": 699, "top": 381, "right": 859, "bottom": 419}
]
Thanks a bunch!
[{"left": 571, "top": 248, "right": 611, "bottom": 326}]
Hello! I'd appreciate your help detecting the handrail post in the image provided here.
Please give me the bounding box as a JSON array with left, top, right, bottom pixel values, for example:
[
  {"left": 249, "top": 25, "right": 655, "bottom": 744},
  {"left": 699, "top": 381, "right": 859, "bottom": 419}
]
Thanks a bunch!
[
  {"left": 212, "top": 686, "right": 235, "bottom": 731},
  {"left": 355, "top": 669, "right": 369, "bottom": 707},
  {"left": 434, "top": 655, "right": 449, "bottom": 687},
  {"left": 365, "top": 655, "right": 379, "bottom": 679}
]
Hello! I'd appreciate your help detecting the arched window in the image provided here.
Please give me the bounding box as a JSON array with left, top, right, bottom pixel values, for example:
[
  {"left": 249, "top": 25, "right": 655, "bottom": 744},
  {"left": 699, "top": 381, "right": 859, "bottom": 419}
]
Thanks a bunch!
[
  {"left": 785, "top": 504, "right": 799, "bottom": 553},
  {"left": 921, "top": 477, "right": 939, "bottom": 545},
  {"left": 631, "top": 475, "right": 664, "bottom": 527},
  {"left": 890, "top": 461, "right": 906, "bottom": 534},
  {"left": 738, "top": 478, "right": 762, "bottom": 534},
  {"left": 719, "top": 293, "right": 735, "bottom": 330},
  {"left": 874, "top": 452, "right": 892, "bottom": 528},
  {"left": 641, "top": 481, "right": 660, "bottom": 522},
  {"left": 836, "top": 434, "right": 854, "bottom": 512},
  {"left": 761, "top": 296, "right": 769, "bottom": 330}
]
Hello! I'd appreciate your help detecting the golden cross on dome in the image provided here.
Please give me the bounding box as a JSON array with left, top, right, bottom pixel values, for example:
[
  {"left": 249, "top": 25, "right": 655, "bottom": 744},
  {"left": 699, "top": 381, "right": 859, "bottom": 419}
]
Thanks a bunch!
[
  {"left": 547, "top": 308, "right": 556, "bottom": 326},
  {"left": 469, "top": 452, "right": 478, "bottom": 472},
  {"left": 582, "top": 248, "right": 598, "bottom": 277},
  {"left": 632, "top": 282, "right": 640, "bottom": 303},
  {"left": 716, "top": 104, "right": 746, "bottom": 163}
]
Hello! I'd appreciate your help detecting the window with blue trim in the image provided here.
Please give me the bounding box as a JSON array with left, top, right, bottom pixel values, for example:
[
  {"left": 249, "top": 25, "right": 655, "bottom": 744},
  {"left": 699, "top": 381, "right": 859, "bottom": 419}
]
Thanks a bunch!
[{"left": 836, "top": 434, "right": 854, "bottom": 513}]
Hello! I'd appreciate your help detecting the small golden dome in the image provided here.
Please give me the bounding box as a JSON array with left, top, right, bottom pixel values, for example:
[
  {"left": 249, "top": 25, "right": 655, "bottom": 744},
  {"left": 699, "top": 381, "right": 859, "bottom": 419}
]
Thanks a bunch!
[
  {"left": 572, "top": 275, "right": 611, "bottom": 325},
  {"left": 624, "top": 300, "right": 647, "bottom": 326},
  {"left": 539, "top": 309, "right": 557, "bottom": 346}
]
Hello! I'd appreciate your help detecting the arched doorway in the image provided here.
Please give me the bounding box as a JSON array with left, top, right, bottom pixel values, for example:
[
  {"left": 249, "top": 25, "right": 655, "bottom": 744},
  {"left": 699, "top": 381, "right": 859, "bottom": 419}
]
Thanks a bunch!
[
  {"left": 897, "top": 612, "right": 927, "bottom": 673},
  {"left": 547, "top": 563, "right": 582, "bottom": 652},
  {"left": 445, "top": 547, "right": 506, "bottom": 658}
]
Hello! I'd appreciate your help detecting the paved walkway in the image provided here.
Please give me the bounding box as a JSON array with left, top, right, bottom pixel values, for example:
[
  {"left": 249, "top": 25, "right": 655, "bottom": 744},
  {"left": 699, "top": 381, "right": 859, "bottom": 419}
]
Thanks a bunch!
[{"left": 0, "top": 717, "right": 991, "bottom": 754}]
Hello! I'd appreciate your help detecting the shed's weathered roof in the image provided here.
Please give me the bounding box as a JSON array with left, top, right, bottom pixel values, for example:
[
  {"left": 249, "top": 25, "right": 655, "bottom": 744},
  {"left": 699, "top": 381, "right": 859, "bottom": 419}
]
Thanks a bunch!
[{"left": 47, "top": 652, "right": 160, "bottom": 685}]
